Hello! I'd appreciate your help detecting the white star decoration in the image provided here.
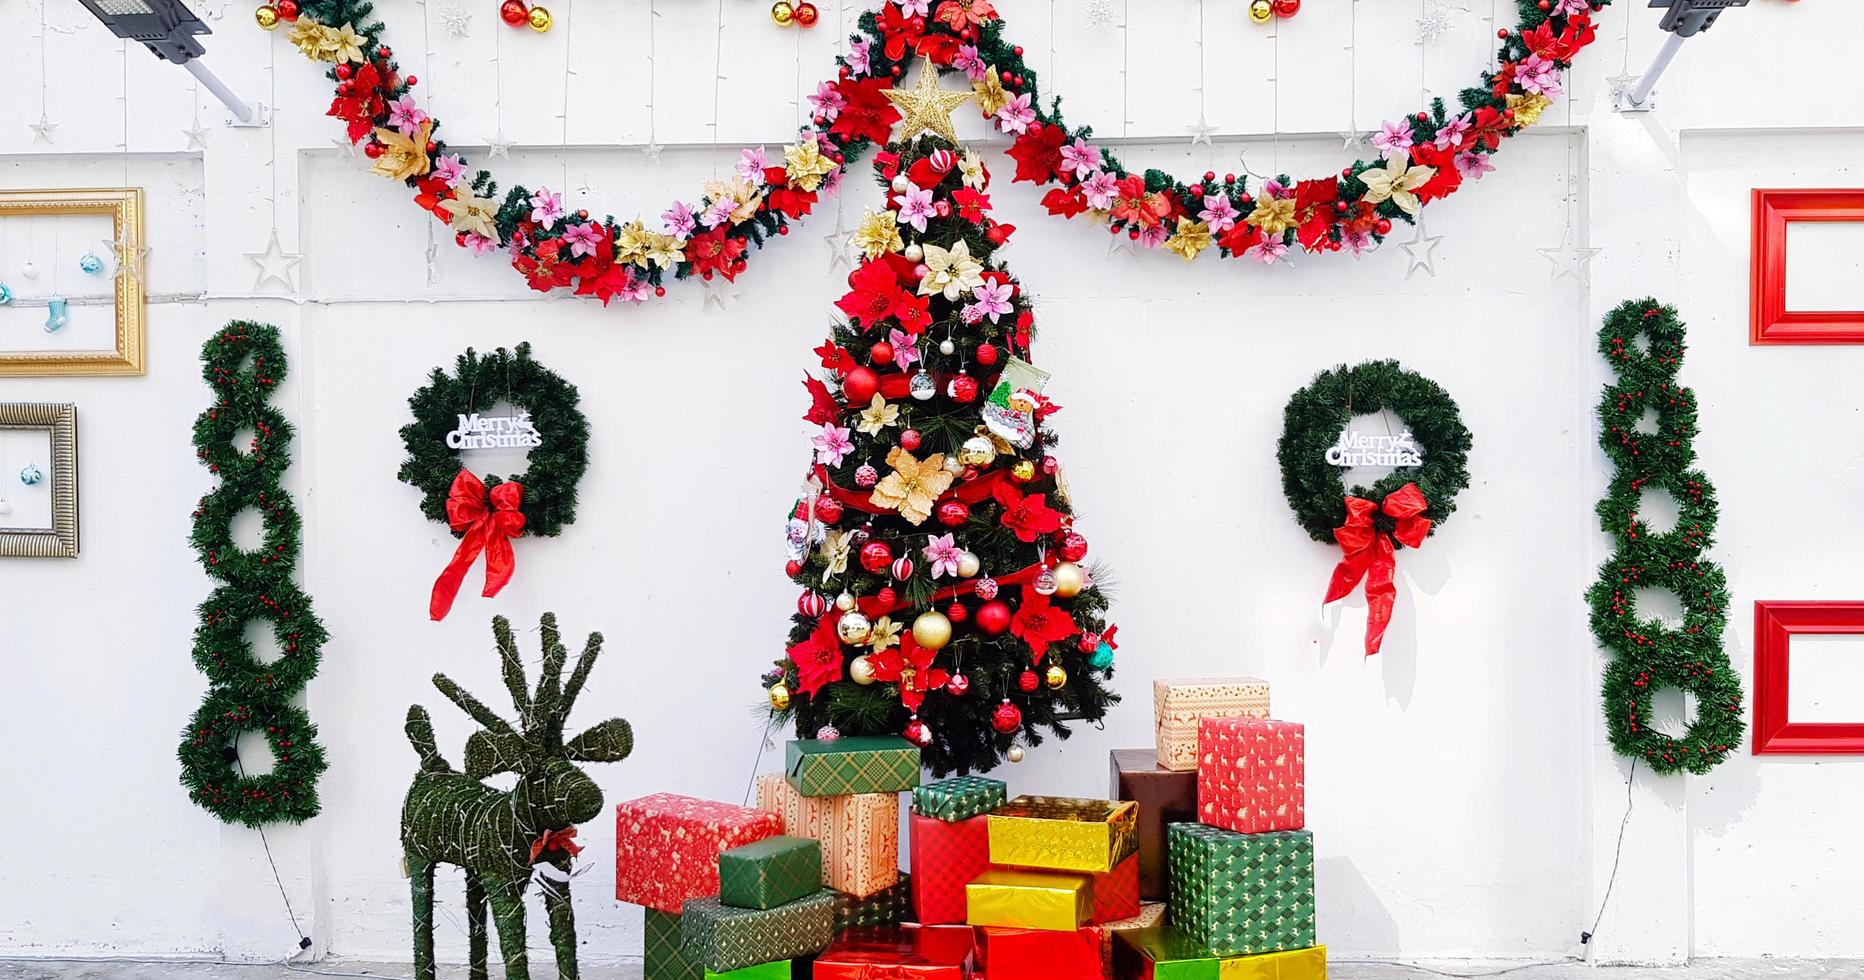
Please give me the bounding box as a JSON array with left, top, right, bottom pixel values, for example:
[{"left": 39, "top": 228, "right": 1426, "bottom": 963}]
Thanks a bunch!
[
  {"left": 1106, "top": 231, "right": 1140, "bottom": 262},
  {"left": 1188, "top": 113, "right": 1217, "bottom": 148},
  {"left": 1537, "top": 227, "right": 1601, "bottom": 284},
  {"left": 823, "top": 210, "right": 855, "bottom": 273},
  {"left": 1338, "top": 131, "right": 1367, "bottom": 152},
  {"left": 246, "top": 228, "right": 303, "bottom": 293},
  {"left": 183, "top": 120, "right": 211, "bottom": 151},
  {"left": 1400, "top": 221, "right": 1442, "bottom": 279},
  {"left": 28, "top": 115, "right": 57, "bottom": 145},
  {"left": 485, "top": 132, "right": 514, "bottom": 160},
  {"left": 332, "top": 136, "right": 361, "bottom": 159},
  {"left": 701, "top": 276, "right": 738, "bottom": 312},
  {"left": 104, "top": 236, "right": 151, "bottom": 287},
  {"left": 642, "top": 141, "right": 664, "bottom": 164}
]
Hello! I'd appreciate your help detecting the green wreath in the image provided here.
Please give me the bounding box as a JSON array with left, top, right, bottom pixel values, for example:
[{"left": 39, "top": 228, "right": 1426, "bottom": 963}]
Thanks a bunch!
[
  {"left": 179, "top": 689, "right": 328, "bottom": 830},
  {"left": 192, "top": 581, "right": 326, "bottom": 696},
  {"left": 1277, "top": 360, "right": 1472, "bottom": 543},
  {"left": 396, "top": 343, "right": 589, "bottom": 539},
  {"left": 1587, "top": 300, "right": 1743, "bottom": 775},
  {"left": 189, "top": 483, "right": 301, "bottom": 584}
]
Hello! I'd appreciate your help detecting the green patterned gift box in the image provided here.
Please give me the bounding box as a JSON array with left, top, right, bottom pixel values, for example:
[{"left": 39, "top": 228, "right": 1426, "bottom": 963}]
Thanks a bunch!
[
  {"left": 1165, "top": 823, "right": 1315, "bottom": 957},
  {"left": 680, "top": 890, "right": 838, "bottom": 973},
  {"left": 832, "top": 873, "right": 913, "bottom": 930},
  {"left": 786, "top": 736, "right": 921, "bottom": 797},
  {"left": 912, "top": 775, "right": 1008, "bottom": 822},
  {"left": 721, "top": 836, "right": 823, "bottom": 911},
  {"left": 647, "top": 908, "right": 703, "bottom": 980}
]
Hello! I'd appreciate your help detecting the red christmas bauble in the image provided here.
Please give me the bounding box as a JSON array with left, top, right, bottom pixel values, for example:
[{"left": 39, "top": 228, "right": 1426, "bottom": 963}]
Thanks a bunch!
[
  {"left": 275, "top": 0, "right": 301, "bottom": 19},
  {"left": 1272, "top": 0, "right": 1299, "bottom": 16},
  {"left": 799, "top": 591, "right": 828, "bottom": 618},
  {"left": 1059, "top": 531, "right": 1089, "bottom": 562},
  {"left": 843, "top": 366, "right": 880, "bottom": 404},
  {"left": 785, "top": 559, "right": 804, "bottom": 577},
  {"left": 500, "top": 0, "right": 529, "bottom": 25},
  {"left": 946, "top": 673, "right": 970, "bottom": 696},
  {"left": 1077, "top": 630, "right": 1100, "bottom": 653},
  {"left": 363, "top": 142, "right": 385, "bottom": 159},
  {"left": 813, "top": 497, "right": 844, "bottom": 524},
  {"left": 949, "top": 374, "right": 980, "bottom": 403},
  {"left": 946, "top": 601, "right": 968, "bottom": 623},
  {"left": 1016, "top": 668, "right": 1040, "bottom": 693},
  {"left": 860, "top": 540, "right": 893, "bottom": 574},
  {"left": 975, "top": 343, "right": 999, "bottom": 366},
  {"left": 794, "top": 2, "right": 819, "bottom": 26},
  {"left": 991, "top": 700, "right": 1022, "bottom": 734},
  {"left": 928, "top": 148, "right": 957, "bottom": 173},
  {"left": 935, "top": 499, "right": 970, "bottom": 527},
  {"left": 1374, "top": 218, "right": 1393, "bottom": 235},
  {"left": 899, "top": 429, "right": 922, "bottom": 451},
  {"left": 875, "top": 586, "right": 898, "bottom": 606},
  {"left": 976, "top": 600, "right": 1012, "bottom": 635},
  {"left": 869, "top": 341, "right": 895, "bottom": 365},
  {"left": 903, "top": 717, "right": 933, "bottom": 746},
  {"left": 890, "top": 556, "right": 915, "bottom": 580}
]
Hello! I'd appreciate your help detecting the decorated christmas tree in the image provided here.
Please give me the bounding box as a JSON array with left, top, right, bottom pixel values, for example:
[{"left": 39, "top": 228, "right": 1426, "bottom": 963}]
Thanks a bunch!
[{"left": 767, "top": 63, "right": 1118, "bottom": 776}]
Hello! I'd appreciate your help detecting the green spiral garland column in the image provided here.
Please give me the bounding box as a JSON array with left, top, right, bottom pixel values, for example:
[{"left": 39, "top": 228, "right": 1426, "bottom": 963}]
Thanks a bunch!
[
  {"left": 1587, "top": 300, "right": 1743, "bottom": 775},
  {"left": 178, "top": 322, "right": 329, "bottom": 826}
]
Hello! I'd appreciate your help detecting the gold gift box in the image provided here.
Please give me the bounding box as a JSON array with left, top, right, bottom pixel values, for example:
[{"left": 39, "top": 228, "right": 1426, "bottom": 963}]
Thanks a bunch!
[
  {"left": 1153, "top": 677, "right": 1272, "bottom": 772},
  {"left": 1218, "top": 944, "right": 1327, "bottom": 980},
  {"left": 987, "top": 795, "right": 1139, "bottom": 874},
  {"left": 964, "top": 868, "right": 1094, "bottom": 932}
]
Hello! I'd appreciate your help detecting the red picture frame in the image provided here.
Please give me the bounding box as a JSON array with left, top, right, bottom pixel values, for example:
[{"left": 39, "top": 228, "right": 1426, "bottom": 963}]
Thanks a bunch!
[
  {"left": 1750, "top": 188, "right": 1864, "bottom": 344},
  {"left": 1752, "top": 600, "right": 1864, "bottom": 754}
]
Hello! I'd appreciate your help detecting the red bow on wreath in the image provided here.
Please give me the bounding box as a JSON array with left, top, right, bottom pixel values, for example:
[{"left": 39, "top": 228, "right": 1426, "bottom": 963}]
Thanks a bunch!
[
  {"left": 1324, "top": 482, "right": 1432, "bottom": 656},
  {"left": 528, "top": 826, "right": 582, "bottom": 864},
  {"left": 429, "top": 469, "right": 527, "bottom": 621}
]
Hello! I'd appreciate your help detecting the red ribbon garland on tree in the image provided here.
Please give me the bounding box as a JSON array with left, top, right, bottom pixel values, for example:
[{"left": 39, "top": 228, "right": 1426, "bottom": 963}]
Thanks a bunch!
[
  {"left": 812, "top": 463, "right": 1012, "bottom": 518},
  {"left": 1324, "top": 482, "right": 1432, "bottom": 656},
  {"left": 429, "top": 469, "right": 527, "bottom": 621}
]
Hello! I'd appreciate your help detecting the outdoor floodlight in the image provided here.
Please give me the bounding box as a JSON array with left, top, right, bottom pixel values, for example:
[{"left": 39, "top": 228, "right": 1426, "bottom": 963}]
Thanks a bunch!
[
  {"left": 76, "top": 0, "right": 262, "bottom": 125},
  {"left": 1617, "top": 0, "right": 1751, "bottom": 111}
]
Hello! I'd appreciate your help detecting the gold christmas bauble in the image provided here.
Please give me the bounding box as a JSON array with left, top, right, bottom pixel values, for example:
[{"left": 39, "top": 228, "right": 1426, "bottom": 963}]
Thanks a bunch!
[
  {"left": 768, "top": 682, "right": 792, "bottom": 710},
  {"left": 1052, "top": 561, "right": 1086, "bottom": 598},
  {"left": 1010, "top": 459, "right": 1038, "bottom": 483},
  {"left": 849, "top": 654, "right": 878, "bottom": 685},
  {"left": 837, "top": 611, "right": 873, "bottom": 645},
  {"left": 1045, "top": 663, "right": 1069, "bottom": 689},
  {"left": 834, "top": 591, "right": 857, "bottom": 612},
  {"left": 955, "top": 550, "right": 982, "bottom": 578},
  {"left": 254, "top": 4, "right": 281, "bottom": 29},
  {"left": 1248, "top": 0, "right": 1273, "bottom": 24},
  {"left": 1007, "top": 745, "right": 1025, "bottom": 763},
  {"left": 912, "top": 610, "right": 953, "bottom": 650},
  {"left": 528, "top": 4, "right": 552, "bottom": 30},
  {"left": 770, "top": 1, "right": 795, "bottom": 25},
  {"left": 959, "top": 436, "right": 997, "bottom": 467}
]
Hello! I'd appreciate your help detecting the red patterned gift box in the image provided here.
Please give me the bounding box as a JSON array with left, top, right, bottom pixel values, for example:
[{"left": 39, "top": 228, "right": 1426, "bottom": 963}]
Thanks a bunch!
[
  {"left": 754, "top": 773, "right": 901, "bottom": 899},
  {"left": 1091, "top": 853, "right": 1141, "bottom": 924},
  {"left": 1195, "top": 719, "right": 1305, "bottom": 835},
  {"left": 813, "top": 924, "right": 977, "bottom": 980},
  {"left": 616, "top": 793, "right": 783, "bottom": 913},
  {"left": 976, "top": 925, "right": 1104, "bottom": 980},
  {"left": 908, "top": 813, "right": 991, "bottom": 925}
]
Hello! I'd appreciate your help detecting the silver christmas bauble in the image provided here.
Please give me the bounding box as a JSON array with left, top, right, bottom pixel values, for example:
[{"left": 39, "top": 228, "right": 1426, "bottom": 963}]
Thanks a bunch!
[
  {"left": 955, "top": 550, "right": 981, "bottom": 578},
  {"left": 910, "top": 372, "right": 937, "bottom": 401},
  {"left": 890, "top": 174, "right": 911, "bottom": 193},
  {"left": 834, "top": 591, "right": 857, "bottom": 612},
  {"left": 837, "top": 611, "right": 872, "bottom": 645},
  {"left": 939, "top": 338, "right": 956, "bottom": 355},
  {"left": 902, "top": 242, "right": 924, "bottom": 261}
]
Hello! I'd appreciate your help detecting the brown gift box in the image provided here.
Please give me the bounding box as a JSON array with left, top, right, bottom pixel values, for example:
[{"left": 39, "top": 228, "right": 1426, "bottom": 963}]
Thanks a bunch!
[{"left": 1109, "top": 749, "right": 1198, "bottom": 902}]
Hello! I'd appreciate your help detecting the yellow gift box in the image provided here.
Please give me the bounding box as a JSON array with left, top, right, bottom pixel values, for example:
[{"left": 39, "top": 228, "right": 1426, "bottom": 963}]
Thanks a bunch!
[
  {"left": 987, "top": 795, "right": 1139, "bottom": 874},
  {"left": 754, "top": 773, "right": 900, "bottom": 898},
  {"left": 1218, "top": 945, "right": 1327, "bottom": 980},
  {"left": 964, "top": 869, "right": 1094, "bottom": 931}
]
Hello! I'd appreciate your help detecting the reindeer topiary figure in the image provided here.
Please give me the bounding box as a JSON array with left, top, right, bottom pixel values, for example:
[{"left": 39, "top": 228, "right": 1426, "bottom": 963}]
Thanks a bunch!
[{"left": 402, "top": 612, "right": 633, "bottom": 980}]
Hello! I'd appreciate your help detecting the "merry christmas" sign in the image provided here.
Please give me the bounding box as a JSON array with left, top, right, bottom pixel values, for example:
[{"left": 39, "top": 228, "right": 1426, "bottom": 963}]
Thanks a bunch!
[
  {"left": 1325, "top": 429, "right": 1422, "bottom": 468},
  {"left": 446, "top": 412, "right": 544, "bottom": 450}
]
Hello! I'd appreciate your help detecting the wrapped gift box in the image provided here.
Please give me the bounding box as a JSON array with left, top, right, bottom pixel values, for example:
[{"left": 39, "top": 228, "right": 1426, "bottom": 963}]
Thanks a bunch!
[
  {"left": 1110, "top": 748, "right": 1200, "bottom": 901},
  {"left": 1091, "top": 852, "right": 1142, "bottom": 924},
  {"left": 1216, "top": 945, "right": 1327, "bottom": 980},
  {"left": 785, "top": 736, "right": 921, "bottom": 797},
  {"left": 813, "top": 925, "right": 977, "bottom": 980},
  {"left": 1167, "top": 823, "right": 1315, "bottom": 957},
  {"left": 703, "top": 961, "right": 791, "bottom": 980},
  {"left": 720, "top": 836, "right": 823, "bottom": 911},
  {"left": 1196, "top": 718, "right": 1305, "bottom": 835},
  {"left": 908, "top": 813, "right": 991, "bottom": 924},
  {"left": 618, "top": 794, "right": 784, "bottom": 913},
  {"left": 647, "top": 909, "right": 703, "bottom": 980},
  {"left": 831, "top": 873, "right": 912, "bottom": 930},
  {"left": 755, "top": 773, "right": 901, "bottom": 898},
  {"left": 965, "top": 868, "right": 1094, "bottom": 931},
  {"left": 1153, "top": 678, "right": 1271, "bottom": 772},
  {"left": 1111, "top": 925, "right": 1220, "bottom": 980},
  {"left": 679, "top": 890, "right": 837, "bottom": 973},
  {"left": 987, "top": 795, "right": 1139, "bottom": 874},
  {"left": 911, "top": 774, "right": 1008, "bottom": 822},
  {"left": 1098, "top": 902, "right": 1167, "bottom": 976},
  {"left": 976, "top": 925, "right": 1104, "bottom": 980}
]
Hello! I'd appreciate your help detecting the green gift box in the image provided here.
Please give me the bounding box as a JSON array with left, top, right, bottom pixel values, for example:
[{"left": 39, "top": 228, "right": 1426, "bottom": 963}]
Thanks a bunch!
[
  {"left": 721, "top": 836, "right": 823, "bottom": 911},
  {"left": 833, "top": 873, "right": 913, "bottom": 930},
  {"left": 703, "top": 961, "right": 791, "bottom": 980},
  {"left": 680, "top": 890, "right": 838, "bottom": 973},
  {"left": 786, "top": 736, "right": 921, "bottom": 797},
  {"left": 648, "top": 909, "right": 703, "bottom": 980},
  {"left": 912, "top": 775, "right": 1008, "bottom": 822},
  {"left": 1112, "top": 926, "right": 1220, "bottom": 980},
  {"left": 1166, "top": 824, "right": 1315, "bottom": 957}
]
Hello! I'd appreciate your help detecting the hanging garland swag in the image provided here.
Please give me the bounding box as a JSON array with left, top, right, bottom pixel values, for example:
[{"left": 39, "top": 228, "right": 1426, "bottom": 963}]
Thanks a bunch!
[
  {"left": 1278, "top": 360, "right": 1472, "bottom": 656},
  {"left": 397, "top": 343, "right": 589, "bottom": 620}
]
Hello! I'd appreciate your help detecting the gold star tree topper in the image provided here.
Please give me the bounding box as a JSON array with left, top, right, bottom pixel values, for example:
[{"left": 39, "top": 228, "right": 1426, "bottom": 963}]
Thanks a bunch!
[{"left": 884, "top": 59, "right": 975, "bottom": 144}]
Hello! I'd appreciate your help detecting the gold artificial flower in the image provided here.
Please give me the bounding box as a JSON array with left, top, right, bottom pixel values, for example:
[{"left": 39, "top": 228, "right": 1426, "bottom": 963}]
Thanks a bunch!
[
  {"left": 702, "top": 177, "right": 764, "bottom": 225},
  {"left": 849, "top": 208, "right": 904, "bottom": 259},
  {"left": 973, "top": 69, "right": 1010, "bottom": 117},
  {"left": 288, "top": 20, "right": 334, "bottom": 60},
  {"left": 819, "top": 528, "right": 853, "bottom": 579},
  {"left": 370, "top": 120, "right": 434, "bottom": 182},
  {"left": 958, "top": 149, "right": 988, "bottom": 190},
  {"left": 783, "top": 140, "right": 838, "bottom": 192},
  {"left": 1164, "top": 217, "right": 1214, "bottom": 261},
  {"left": 326, "top": 22, "right": 368, "bottom": 63},
  {"left": 1505, "top": 93, "right": 1554, "bottom": 129},
  {"left": 613, "top": 221, "right": 660, "bottom": 268},
  {"left": 440, "top": 192, "right": 499, "bottom": 239},
  {"left": 1245, "top": 196, "right": 1297, "bottom": 236},
  {"left": 866, "top": 616, "right": 903, "bottom": 652},
  {"left": 643, "top": 231, "right": 684, "bottom": 269},
  {"left": 856, "top": 393, "right": 900, "bottom": 436},
  {"left": 1356, "top": 152, "right": 1437, "bottom": 216},
  {"left": 870, "top": 447, "right": 955, "bottom": 526},
  {"left": 918, "top": 239, "right": 985, "bottom": 300}
]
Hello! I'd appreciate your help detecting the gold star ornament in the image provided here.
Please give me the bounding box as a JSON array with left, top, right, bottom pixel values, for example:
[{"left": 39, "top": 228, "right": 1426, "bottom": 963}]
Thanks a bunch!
[{"left": 883, "top": 59, "right": 974, "bottom": 144}]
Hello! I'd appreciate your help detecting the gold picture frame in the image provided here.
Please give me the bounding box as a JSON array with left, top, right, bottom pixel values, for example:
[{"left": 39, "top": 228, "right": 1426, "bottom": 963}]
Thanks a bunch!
[
  {"left": 0, "top": 188, "right": 146, "bottom": 376},
  {"left": 0, "top": 403, "right": 79, "bottom": 558}
]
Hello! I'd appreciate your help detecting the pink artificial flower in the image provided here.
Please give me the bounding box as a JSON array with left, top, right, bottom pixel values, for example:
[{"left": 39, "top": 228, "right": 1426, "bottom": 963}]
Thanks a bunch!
[
  {"left": 619, "top": 273, "right": 653, "bottom": 304},
  {"left": 813, "top": 424, "right": 855, "bottom": 467},
  {"left": 1244, "top": 239, "right": 1289, "bottom": 265},
  {"left": 846, "top": 38, "right": 872, "bottom": 77},
  {"left": 968, "top": 280, "right": 1013, "bottom": 323},
  {"left": 1433, "top": 114, "right": 1472, "bottom": 151},
  {"left": 953, "top": 44, "right": 989, "bottom": 81},
  {"left": 562, "top": 221, "right": 603, "bottom": 258},
  {"left": 1263, "top": 178, "right": 1289, "bottom": 199},
  {"left": 662, "top": 200, "right": 698, "bottom": 237},
  {"left": 895, "top": 0, "right": 929, "bottom": 16},
  {"left": 700, "top": 198, "right": 735, "bottom": 229},
  {"left": 1553, "top": 0, "right": 1588, "bottom": 13},
  {"left": 996, "top": 93, "right": 1037, "bottom": 135},
  {"left": 1059, "top": 138, "right": 1101, "bottom": 176},
  {"left": 1455, "top": 151, "right": 1496, "bottom": 180},
  {"left": 896, "top": 186, "right": 937, "bottom": 233},
  {"left": 1342, "top": 229, "right": 1374, "bottom": 256},
  {"left": 463, "top": 232, "right": 498, "bottom": 255},
  {"left": 1137, "top": 224, "right": 1169, "bottom": 249},
  {"left": 1372, "top": 119, "right": 1413, "bottom": 155},
  {"left": 923, "top": 533, "right": 961, "bottom": 578},
  {"left": 809, "top": 81, "right": 846, "bottom": 122},
  {"left": 737, "top": 146, "right": 769, "bottom": 183},
  {"left": 1080, "top": 170, "right": 1118, "bottom": 211},
  {"left": 888, "top": 328, "right": 920, "bottom": 370},
  {"left": 433, "top": 153, "right": 466, "bottom": 186},
  {"left": 387, "top": 94, "right": 430, "bottom": 137},
  {"left": 529, "top": 188, "right": 564, "bottom": 231},
  {"left": 1516, "top": 55, "right": 1563, "bottom": 98},
  {"left": 1199, "top": 193, "right": 1240, "bottom": 233}
]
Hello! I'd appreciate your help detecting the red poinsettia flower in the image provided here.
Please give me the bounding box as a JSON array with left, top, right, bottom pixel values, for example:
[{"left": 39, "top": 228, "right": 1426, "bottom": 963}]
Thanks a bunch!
[
  {"left": 515, "top": 238, "right": 575, "bottom": 292},
  {"left": 685, "top": 226, "right": 748, "bottom": 281},
  {"left": 816, "top": 339, "right": 857, "bottom": 372},
  {"left": 413, "top": 174, "right": 455, "bottom": 220},
  {"left": 768, "top": 185, "right": 818, "bottom": 219},
  {"left": 868, "top": 633, "right": 949, "bottom": 712},
  {"left": 894, "top": 292, "right": 934, "bottom": 335},
  {"left": 985, "top": 221, "right": 1016, "bottom": 246},
  {"left": 876, "top": 4, "right": 926, "bottom": 62},
  {"left": 915, "top": 32, "right": 961, "bottom": 65},
  {"left": 1109, "top": 175, "right": 1170, "bottom": 229},
  {"left": 1041, "top": 187, "right": 1088, "bottom": 218},
  {"left": 802, "top": 375, "right": 840, "bottom": 425},
  {"left": 934, "top": 0, "right": 996, "bottom": 30},
  {"left": 1006, "top": 123, "right": 1067, "bottom": 184},
  {"left": 951, "top": 188, "right": 992, "bottom": 223},
  {"left": 1217, "top": 222, "right": 1262, "bottom": 256},
  {"left": 836, "top": 259, "right": 912, "bottom": 328},
  {"left": 994, "top": 483, "right": 1064, "bottom": 543},
  {"left": 788, "top": 614, "right": 847, "bottom": 697},
  {"left": 573, "top": 262, "right": 634, "bottom": 307},
  {"left": 874, "top": 150, "right": 902, "bottom": 181},
  {"left": 1009, "top": 590, "right": 1077, "bottom": 663},
  {"left": 1013, "top": 309, "right": 1033, "bottom": 354},
  {"left": 1408, "top": 143, "right": 1463, "bottom": 204},
  {"left": 1525, "top": 14, "right": 1594, "bottom": 62},
  {"left": 829, "top": 77, "right": 905, "bottom": 147}
]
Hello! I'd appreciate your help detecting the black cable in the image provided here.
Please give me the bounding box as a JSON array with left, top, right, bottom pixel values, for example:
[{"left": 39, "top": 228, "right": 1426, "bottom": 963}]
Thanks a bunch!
[
  {"left": 1582, "top": 757, "right": 1638, "bottom": 954},
  {"left": 233, "top": 751, "right": 311, "bottom": 949}
]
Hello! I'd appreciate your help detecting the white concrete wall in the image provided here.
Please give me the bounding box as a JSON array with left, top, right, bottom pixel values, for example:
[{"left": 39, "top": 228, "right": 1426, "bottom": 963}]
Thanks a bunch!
[{"left": 0, "top": 0, "right": 1860, "bottom": 966}]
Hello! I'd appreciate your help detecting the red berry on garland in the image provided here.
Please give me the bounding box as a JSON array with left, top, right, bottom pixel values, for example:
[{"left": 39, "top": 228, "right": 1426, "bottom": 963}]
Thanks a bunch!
[
  {"left": 869, "top": 341, "right": 895, "bottom": 365},
  {"left": 860, "top": 540, "right": 893, "bottom": 574},
  {"left": 275, "top": 0, "right": 300, "bottom": 19},
  {"left": 844, "top": 366, "right": 880, "bottom": 404},
  {"left": 904, "top": 716, "right": 933, "bottom": 747},
  {"left": 1016, "top": 668, "right": 1040, "bottom": 693},
  {"left": 991, "top": 700, "right": 1022, "bottom": 734},
  {"left": 936, "top": 499, "right": 970, "bottom": 527},
  {"left": 813, "top": 496, "right": 844, "bottom": 524},
  {"left": 406, "top": 75, "right": 418, "bottom": 86},
  {"left": 799, "top": 591, "right": 829, "bottom": 617},
  {"left": 975, "top": 342, "right": 999, "bottom": 366},
  {"left": 1059, "top": 531, "right": 1088, "bottom": 562},
  {"left": 976, "top": 600, "right": 1012, "bottom": 635},
  {"left": 1272, "top": 0, "right": 1300, "bottom": 16},
  {"left": 949, "top": 374, "right": 979, "bottom": 403},
  {"left": 334, "top": 64, "right": 352, "bottom": 80},
  {"left": 364, "top": 142, "right": 384, "bottom": 158},
  {"left": 899, "top": 429, "right": 922, "bottom": 451},
  {"left": 946, "top": 672, "right": 970, "bottom": 696},
  {"left": 501, "top": 0, "right": 529, "bottom": 25},
  {"left": 1374, "top": 218, "right": 1394, "bottom": 235},
  {"left": 794, "top": 2, "right": 819, "bottom": 27}
]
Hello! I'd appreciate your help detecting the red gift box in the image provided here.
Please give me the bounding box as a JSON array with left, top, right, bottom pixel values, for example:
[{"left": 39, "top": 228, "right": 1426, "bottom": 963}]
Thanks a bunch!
[
  {"left": 976, "top": 925, "right": 1104, "bottom": 980},
  {"left": 614, "top": 793, "right": 783, "bottom": 913},
  {"left": 1196, "top": 718, "right": 1305, "bottom": 835},
  {"left": 1090, "top": 853, "right": 1141, "bottom": 924},
  {"left": 908, "top": 813, "right": 991, "bottom": 925},
  {"left": 813, "top": 924, "right": 976, "bottom": 980}
]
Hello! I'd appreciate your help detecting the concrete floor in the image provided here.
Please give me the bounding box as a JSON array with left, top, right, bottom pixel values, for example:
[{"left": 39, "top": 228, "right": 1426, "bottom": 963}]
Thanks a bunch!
[{"left": 1, "top": 958, "right": 1859, "bottom": 980}]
